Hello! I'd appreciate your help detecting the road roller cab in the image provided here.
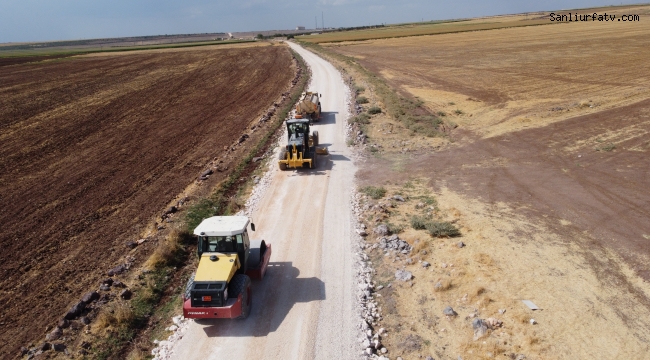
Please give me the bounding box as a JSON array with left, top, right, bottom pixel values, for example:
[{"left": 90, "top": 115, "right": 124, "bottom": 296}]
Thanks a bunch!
[{"left": 183, "top": 216, "right": 272, "bottom": 319}]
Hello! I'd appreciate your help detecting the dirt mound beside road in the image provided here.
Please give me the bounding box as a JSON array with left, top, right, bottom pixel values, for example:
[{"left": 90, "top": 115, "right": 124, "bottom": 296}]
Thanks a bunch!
[{"left": 0, "top": 44, "right": 294, "bottom": 358}]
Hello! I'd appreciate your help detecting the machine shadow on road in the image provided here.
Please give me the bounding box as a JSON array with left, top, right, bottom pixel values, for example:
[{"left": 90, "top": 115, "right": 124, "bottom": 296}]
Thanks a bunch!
[
  {"left": 291, "top": 153, "right": 350, "bottom": 176},
  {"left": 199, "top": 262, "right": 325, "bottom": 338},
  {"left": 315, "top": 111, "right": 338, "bottom": 125}
]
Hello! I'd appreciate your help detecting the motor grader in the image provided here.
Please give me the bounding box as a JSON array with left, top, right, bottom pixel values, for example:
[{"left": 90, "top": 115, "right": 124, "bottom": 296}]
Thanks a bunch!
[
  {"left": 278, "top": 118, "right": 327, "bottom": 170},
  {"left": 183, "top": 216, "right": 271, "bottom": 319},
  {"left": 295, "top": 91, "right": 321, "bottom": 122}
]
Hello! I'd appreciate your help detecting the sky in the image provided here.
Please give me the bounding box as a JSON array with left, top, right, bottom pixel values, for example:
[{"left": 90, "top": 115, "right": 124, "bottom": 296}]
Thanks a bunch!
[{"left": 0, "top": 0, "right": 639, "bottom": 43}]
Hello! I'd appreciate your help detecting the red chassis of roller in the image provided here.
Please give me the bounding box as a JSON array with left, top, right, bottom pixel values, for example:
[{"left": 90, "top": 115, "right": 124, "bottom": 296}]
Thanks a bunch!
[
  {"left": 183, "top": 292, "right": 245, "bottom": 319},
  {"left": 183, "top": 244, "right": 271, "bottom": 319}
]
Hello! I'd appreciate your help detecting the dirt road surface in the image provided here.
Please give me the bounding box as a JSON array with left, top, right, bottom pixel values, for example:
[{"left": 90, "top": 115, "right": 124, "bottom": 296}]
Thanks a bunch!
[{"left": 170, "top": 42, "right": 359, "bottom": 359}]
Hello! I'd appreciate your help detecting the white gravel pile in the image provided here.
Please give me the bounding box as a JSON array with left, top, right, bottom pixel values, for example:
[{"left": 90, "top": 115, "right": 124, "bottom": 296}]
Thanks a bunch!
[
  {"left": 150, "top": 315, "right": 190, "bottom": 360},
  {"left": 350, "top": 191, "right": 389, "bottom": 359}
]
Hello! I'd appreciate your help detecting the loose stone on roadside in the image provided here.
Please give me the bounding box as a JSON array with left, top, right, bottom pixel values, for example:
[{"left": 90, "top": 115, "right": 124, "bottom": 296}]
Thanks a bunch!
[
  {"left": 374, "top": 224, "right": 390, "bottom": 236},
  {"left": 395, "top": 269, "right": 413, "bottom": 282},
  {"left": 443, "top": 306, "right": 458, "bottom": 317},
  {"left": 472, "top": 318, "right": 489, "bottom": 340}
]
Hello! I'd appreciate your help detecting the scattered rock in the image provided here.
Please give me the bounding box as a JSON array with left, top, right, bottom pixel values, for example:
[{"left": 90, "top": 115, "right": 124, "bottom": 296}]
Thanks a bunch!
[
  {"left": 125, "top": 240, "right": 137, "bottom": 249},
  {"left": 120, "top": 289, "right": 133, "bottom": 300},
  {"left": 498, "top": 309, "right": 506, "bottom": 314},
  {"left": 197, "top": 170, "right": 213, "bottom": 180},
  {"left": 485, "top": 317, "right": 503, "bottom": 328},
  {"left": 39, "top": 342, "right": 52, "bottom": 351},
  {"left": 472, "top": 318, "right": 489, "bottom": 340},
  {"left": 52, "top": 343, "right": 66, "bottom": 352},
  {"left": 252, "top": 156, "right": 263, "bottom": 162},
  {"left": 107, "top": 264, "right": 127, "bottom": 276},
  {"left": 457, "top": 241, "right": 465, "bottom": 248},
  {"left": 378, "top": 235, "right": 412, "bottom": 253},
  {"left": 64, "top": 301, "right": 86, "bottom": 320},
  {"left": 374, "top": 224, "right": 390, "bottom": 236},
  {"left": 392, "top": 195, "right": 405, "bottom": 202},
  {"left": 46, "top": 327, "right": 62, "bottom": 341},
  {"left": 81, "top": 291, "right": 99, "bottom": 304},
  {"left": 80, "top": 316, "right": 91, "bottom": 325},
  {"left": 99, "top": 284, "right": 111, "bottom": 292},
  {"left": 101, "top": 278, "right": 113, "bottom": 286},
  {"left": 443, "top": 306, "right": 458, "bottom": 317},
  {"left": 57, "top": 319, "right": 69, "bottom": 329},
  {"left": 530, "top": 318, "right": 537, "bottom": 325},
  {"left": 112, "top": 280, "right": 125, "bottom": 288},
  {"left": 422, "top": 261, "right": 430, "bottom": 268},
  {"left": 395, "top": 270, "right": 413, "bottom": 282}
]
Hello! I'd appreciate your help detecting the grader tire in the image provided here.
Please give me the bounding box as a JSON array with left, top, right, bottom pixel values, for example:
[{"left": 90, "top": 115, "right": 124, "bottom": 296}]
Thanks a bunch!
[
  {"left": 313, "top": 131, "right": 319, "bottom": 147},
  {"left": 278, "top": 149, "right": 288, "bottom": 171}
]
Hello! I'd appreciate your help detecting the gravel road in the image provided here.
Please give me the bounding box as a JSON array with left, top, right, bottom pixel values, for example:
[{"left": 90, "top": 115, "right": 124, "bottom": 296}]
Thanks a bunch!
[{"left": 169, "top": 42, "right": 359, "bottom": 359}]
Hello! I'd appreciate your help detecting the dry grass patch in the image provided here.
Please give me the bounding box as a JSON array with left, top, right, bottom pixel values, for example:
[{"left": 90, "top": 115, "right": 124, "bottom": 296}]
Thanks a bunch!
[
  {"left": 433, "top": 278, "right": 452, "bottom": 292},
  {"left": 459, "top": 338, "right": 507, "bottom": 359},
  {"left": 94, "top": 301, "right": 135, "bottom": 331},
  {"left": 145, "top": 228, "right": 185, "bottom": 269}
]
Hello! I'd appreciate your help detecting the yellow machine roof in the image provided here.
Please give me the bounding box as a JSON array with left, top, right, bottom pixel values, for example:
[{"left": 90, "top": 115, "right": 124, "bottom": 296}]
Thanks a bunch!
[{"left": 194, "top": 253, "right": 240, "bottom": 282}]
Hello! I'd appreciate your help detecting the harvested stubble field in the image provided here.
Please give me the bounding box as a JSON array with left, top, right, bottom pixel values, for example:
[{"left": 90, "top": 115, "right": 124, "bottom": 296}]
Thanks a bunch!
[
  {"left": 328, "top": 5, "right": 650, "bottom": 359},
  {"left": 0, "top": 43, "right": 294, "bottom": 358}
]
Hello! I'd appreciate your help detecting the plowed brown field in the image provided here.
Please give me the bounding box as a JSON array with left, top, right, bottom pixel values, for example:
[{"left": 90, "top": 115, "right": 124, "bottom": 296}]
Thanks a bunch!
[{"left": 0, "top": 44, "right": 294, "bottom": 357}]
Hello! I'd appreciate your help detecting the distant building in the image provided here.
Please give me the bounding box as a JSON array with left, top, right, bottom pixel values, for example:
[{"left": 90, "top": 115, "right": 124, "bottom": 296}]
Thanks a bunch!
[{"left": 296, "top": 26, "right": 305, "bottom": 30}]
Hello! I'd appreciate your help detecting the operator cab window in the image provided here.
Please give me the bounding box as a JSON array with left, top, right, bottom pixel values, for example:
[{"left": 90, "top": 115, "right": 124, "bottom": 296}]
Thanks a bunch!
[
  {"left": 289, "top": 123, "right": 304, "bottom": 135},
  {"left": 207, "top": 236, "right": 236, "bottom": 253}
]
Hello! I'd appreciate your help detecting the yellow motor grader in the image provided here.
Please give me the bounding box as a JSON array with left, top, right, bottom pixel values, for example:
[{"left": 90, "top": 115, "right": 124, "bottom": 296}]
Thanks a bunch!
[{"left": 278, "top": 118, "right": 327, "bottom": 170}]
